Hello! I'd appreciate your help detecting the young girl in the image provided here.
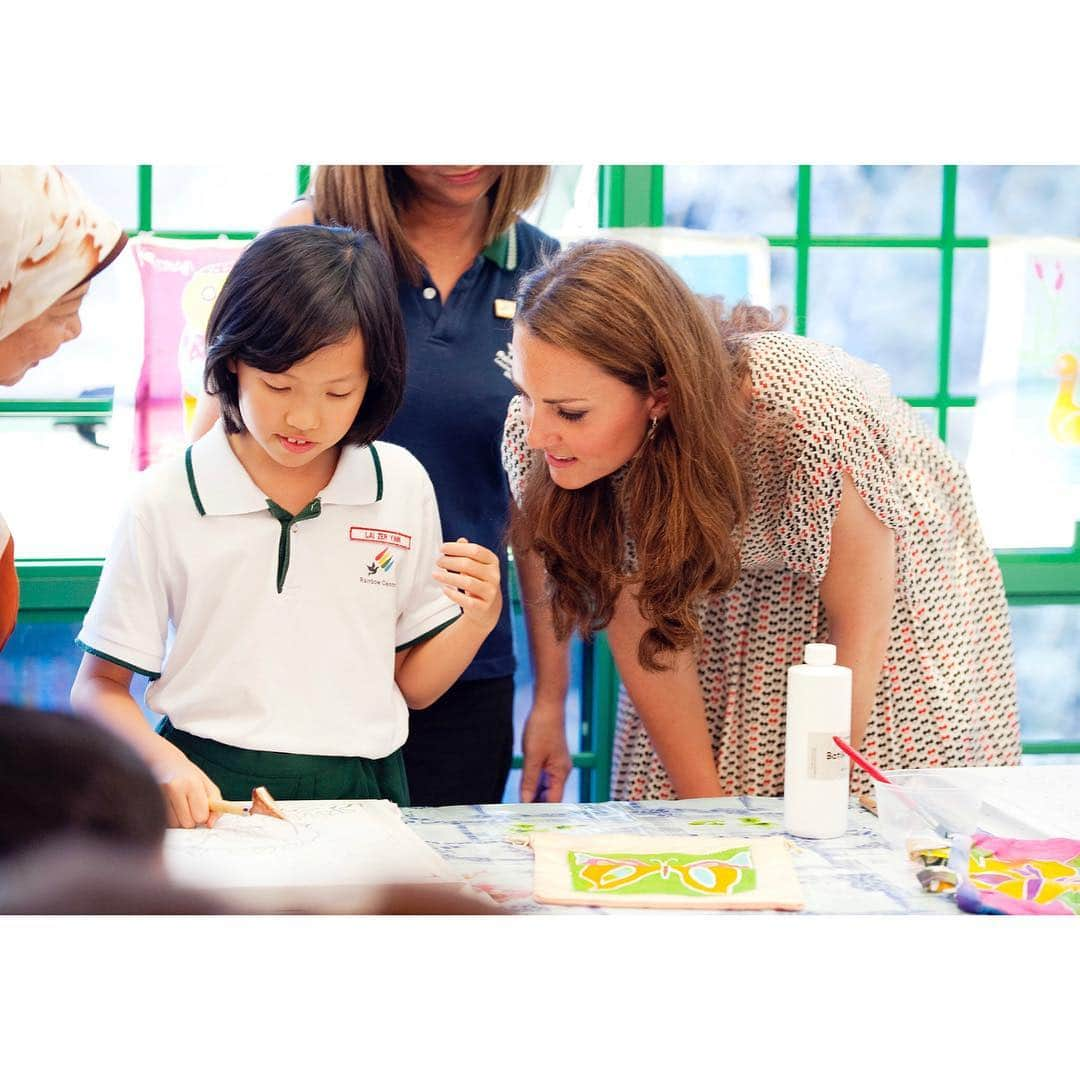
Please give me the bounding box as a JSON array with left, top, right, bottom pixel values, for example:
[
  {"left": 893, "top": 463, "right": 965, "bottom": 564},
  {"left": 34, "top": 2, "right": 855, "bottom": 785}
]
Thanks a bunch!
[
  {"left": 71, "top": 226, "right": 501, "bottom": 827},
  {"left": 191, "top": 166, "right": 566, "bottom": 807},
  {"left": 504, "top": 239, "right": 1021, "bottom": 801}
]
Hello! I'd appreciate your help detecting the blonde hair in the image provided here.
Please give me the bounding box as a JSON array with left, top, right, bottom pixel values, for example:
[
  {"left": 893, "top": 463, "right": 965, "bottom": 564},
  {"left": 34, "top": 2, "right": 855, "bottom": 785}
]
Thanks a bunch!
[
  {"left": 509, "top": 238, "right": 785, "bottom": 671},
  {"left": 310, "top": 166, "right": 550, "bottom": 285}
]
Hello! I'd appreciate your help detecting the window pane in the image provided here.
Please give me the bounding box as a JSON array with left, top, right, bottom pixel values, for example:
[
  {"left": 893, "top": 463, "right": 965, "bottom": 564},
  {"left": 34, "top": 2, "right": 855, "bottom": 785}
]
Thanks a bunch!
[
  {"left": 956, "top": 166, "right": 1080, "bottom": 236},
  {"left": 948, "top": 247, "right": 989, "bottom": 396},
  {"left": 810, "top": 166, "right": 941, "bottom": 235},
  {"left": 0, "top": 245, "right": 143, "bottom": 402},
  {"left": 770, "top": 247, "right": 796, "bottom": 328},
  {"left": 664, "top": 166, "right": 798, "bottom": 235},
  {"left": 527, "top": 164, "right": 598, "bottom": 235},
  {"left": 0, "top": 616, "right": 160, "bottom": 726},
  {"left": 945, "top": 405, "right": 975, "bottom": 465},
  {"left": 151, "top": 166, "right": 297, "bottom": 232},
  {"left": 1010, "top": 605, "right": 1080, "bottom": 745},
  {"left": 0, "top": 417, "right": 133, "bottom": 559},
  {"left": 0, "top": 617, "right": 84, "bottom": 713},
  {"left": 58, "top": 165, "right": 140, "bottom": 232},
  {"left": 805, "top": 248, "right": 940, "bottom": 396}
]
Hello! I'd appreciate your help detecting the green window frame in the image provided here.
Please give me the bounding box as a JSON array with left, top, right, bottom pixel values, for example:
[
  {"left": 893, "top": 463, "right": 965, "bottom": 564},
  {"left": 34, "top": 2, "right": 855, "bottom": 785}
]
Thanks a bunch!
[{"left": 9, "top": 165, "right": 1079, "bottom": 803}]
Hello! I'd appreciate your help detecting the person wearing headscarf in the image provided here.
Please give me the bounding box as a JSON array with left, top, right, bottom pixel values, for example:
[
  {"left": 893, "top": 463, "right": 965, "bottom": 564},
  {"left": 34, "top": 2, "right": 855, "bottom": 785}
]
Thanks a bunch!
[{"left": 0, "top": 165, "right": 126, "bottom": 649}]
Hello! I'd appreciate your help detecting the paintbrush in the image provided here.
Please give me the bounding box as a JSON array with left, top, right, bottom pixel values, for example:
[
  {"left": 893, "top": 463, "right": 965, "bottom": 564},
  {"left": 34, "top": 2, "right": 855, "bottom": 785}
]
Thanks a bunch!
[
  {"left": 209, "top": 786, "right": 288, "bottom": 821},
  {"left": 832, "top": 737, "right": 951, "bottom": 838}
]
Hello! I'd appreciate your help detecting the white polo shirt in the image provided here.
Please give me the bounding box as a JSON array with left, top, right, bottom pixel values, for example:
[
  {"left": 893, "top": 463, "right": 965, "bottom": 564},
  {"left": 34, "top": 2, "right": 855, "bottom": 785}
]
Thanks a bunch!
[{"left": 77, "top": 421, "right": 462, "bottom": 758}]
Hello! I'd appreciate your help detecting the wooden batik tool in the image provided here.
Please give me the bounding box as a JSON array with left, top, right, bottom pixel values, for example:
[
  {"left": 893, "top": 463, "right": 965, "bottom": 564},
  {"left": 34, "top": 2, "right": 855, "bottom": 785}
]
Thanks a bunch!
[{"left": 209, "top": 786, "right": 288, "bottom": 821}]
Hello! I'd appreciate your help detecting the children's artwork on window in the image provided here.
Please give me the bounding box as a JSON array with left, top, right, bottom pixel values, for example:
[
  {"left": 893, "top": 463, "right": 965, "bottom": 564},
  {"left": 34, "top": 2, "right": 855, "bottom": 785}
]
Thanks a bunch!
[
  {"left": 122, "top": 236, "right": 247, "bottom": 470},
  {"left": 966, "top": 238, "right": 1080, "bottom": 549},
  {"left": 530, "top": 833, "right": 803, "bottom": 910},
  {"left": 956, "top": 833, "right": 1080, "bottom": 915}
]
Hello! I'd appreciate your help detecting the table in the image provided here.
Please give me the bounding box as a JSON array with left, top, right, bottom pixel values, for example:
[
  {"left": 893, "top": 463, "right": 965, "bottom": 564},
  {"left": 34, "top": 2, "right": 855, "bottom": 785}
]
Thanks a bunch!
[{"left": 403, "top": 795, "right": 954, "bottom": 915}]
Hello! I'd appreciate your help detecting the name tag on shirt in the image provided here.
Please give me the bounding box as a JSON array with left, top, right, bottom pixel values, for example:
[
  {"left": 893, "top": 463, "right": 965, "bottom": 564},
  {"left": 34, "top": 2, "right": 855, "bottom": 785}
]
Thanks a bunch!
[{"left": 494, "top": 299, "right": 516, "bottom": 319}]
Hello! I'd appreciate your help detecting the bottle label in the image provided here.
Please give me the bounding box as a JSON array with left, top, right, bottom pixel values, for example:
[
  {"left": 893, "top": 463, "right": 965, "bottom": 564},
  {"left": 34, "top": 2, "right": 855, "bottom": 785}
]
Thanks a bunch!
[{"left": 807, "top": 733, "right": 849, "bottom": 780}]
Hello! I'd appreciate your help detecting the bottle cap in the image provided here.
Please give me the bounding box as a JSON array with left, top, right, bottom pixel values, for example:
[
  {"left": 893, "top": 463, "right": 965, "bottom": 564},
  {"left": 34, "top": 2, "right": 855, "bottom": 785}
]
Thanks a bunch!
[{"left": 804, "top": 642, "right": 836, "bottom": 666}]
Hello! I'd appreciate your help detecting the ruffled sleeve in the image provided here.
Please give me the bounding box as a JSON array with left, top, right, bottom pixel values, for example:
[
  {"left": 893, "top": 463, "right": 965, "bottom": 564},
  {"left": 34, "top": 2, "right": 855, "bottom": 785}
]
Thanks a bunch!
[{"left": 747, "top": 335, "right": 912, "bottom": 584}]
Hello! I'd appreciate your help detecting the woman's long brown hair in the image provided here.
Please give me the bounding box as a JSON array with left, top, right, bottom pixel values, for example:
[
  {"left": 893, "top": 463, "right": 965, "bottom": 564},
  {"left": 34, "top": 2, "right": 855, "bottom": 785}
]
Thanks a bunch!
[
  {"left": 311, "top": 166, "right": 550, "bottom": 285},
  {"left": 509, "top": 239, "right": 783, "bottom": 671}
]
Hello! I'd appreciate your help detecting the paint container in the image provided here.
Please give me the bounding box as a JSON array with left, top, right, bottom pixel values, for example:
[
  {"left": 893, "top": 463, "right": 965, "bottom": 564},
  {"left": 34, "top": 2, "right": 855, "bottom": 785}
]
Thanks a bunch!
[
  {"left": 872, "top": 771, "right": 983, "bottom": 851},
  {"left": 782, "top": 643, "right": 852, "bottom": 839}
]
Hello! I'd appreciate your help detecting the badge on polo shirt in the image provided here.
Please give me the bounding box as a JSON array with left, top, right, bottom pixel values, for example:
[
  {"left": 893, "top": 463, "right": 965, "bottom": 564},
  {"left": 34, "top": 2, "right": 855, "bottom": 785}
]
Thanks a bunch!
[
  {"left": 493, "top": 298, "right": 516, "bottom": 319},
  {"left": 349, "top": 526, "right": 410, "bottom": 589}
]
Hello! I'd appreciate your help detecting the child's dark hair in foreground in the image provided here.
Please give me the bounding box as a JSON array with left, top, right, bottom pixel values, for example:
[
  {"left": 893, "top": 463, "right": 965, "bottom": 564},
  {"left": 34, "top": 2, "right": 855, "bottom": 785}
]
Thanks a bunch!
[{"left": 0, "top": 703, "right": 166, "bottom": 859}]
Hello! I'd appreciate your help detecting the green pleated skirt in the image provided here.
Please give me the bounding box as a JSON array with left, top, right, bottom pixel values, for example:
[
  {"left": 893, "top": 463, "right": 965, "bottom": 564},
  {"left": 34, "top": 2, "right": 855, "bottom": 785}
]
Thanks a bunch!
[{"left": 158, "top": 718, "right": 410, "bottom": 806}]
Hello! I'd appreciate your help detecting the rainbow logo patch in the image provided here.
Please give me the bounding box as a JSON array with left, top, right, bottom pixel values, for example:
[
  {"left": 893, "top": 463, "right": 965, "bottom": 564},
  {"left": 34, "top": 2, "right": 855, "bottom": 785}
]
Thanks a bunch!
[{"left": 366, "top": 547, "right": 395, "bottom": 575}]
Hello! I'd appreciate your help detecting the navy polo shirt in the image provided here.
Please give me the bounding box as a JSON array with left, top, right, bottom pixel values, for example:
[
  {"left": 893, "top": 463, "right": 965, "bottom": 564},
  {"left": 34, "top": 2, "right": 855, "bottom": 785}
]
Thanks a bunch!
[{"left": 381, "top": 220, "right": 558, "bottom": 681}]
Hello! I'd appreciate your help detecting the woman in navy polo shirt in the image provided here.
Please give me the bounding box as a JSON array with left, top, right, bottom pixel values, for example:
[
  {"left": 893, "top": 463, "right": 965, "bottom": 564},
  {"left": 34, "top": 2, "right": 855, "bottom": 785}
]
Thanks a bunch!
[{"left": 193, "top": 166, "right": 571, "bottom": 807}]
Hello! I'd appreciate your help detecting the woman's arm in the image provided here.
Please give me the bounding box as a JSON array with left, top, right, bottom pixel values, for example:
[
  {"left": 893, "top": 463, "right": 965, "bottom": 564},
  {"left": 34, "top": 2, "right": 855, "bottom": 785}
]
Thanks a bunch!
[
  {"left": 188, "top": 199, "right": 316, "bottom": 442},
  {"left": 605, "top": 586, "right": 723, "bottom": 799},
  {"left": 515, "top": 547, "right": 573, "bottom": 802},
  {"left": 818, "top": 471, "right": 897, "bottom": 749}
]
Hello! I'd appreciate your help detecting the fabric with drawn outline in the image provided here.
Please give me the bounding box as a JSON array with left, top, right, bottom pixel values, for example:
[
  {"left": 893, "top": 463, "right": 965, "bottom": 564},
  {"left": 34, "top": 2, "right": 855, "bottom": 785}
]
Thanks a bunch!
[
  {"left": 501, "top": 332, "right": 1021, "bottom": 800},
  {"left": 530, "top": 832, "right": 803, "bottom": 910}
]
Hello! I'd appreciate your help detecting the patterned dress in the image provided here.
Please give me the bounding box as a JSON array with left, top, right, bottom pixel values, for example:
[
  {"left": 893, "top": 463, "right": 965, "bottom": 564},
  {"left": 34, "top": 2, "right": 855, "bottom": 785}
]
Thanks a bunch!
[{"left": 501, "top": 331, "right": 1022, "bottom": 799}]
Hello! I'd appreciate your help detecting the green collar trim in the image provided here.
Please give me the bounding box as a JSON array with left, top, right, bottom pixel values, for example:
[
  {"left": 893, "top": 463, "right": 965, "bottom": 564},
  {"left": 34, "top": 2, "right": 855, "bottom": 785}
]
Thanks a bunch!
[
  {"left": 481, "top": 223, "right": 518, "bottom": 271},
  {"left": 185, "top": 446, "right": 206, "bottom": 517},
  {"left": 266, "top": 497, "right": 322, "bottom": 593},
  {"left": 369, "top": 444, "right": 383, "bottom": 502}
]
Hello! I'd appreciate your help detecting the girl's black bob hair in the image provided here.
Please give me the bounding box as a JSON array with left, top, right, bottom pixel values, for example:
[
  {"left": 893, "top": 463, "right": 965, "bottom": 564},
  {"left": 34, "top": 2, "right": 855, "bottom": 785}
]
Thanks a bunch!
[{"left": 204, "top": 225, "right": 407, "bottom": 445}]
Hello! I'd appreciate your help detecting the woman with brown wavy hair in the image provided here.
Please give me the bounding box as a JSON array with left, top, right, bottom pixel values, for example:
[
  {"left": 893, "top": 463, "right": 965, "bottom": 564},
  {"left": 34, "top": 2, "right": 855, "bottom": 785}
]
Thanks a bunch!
[
  {"left": 192, "top": 166, "right": 569, "bottom": 807},
  {"left": 503, "top": 238, "right": 1021, "bottom": 800}
]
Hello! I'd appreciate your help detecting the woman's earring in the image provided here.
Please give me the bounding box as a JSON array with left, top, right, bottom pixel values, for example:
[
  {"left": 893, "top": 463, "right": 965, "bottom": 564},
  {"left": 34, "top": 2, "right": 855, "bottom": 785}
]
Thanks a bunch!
[{"left": 647, "top": 415, "right": 659, "bottom": 441}]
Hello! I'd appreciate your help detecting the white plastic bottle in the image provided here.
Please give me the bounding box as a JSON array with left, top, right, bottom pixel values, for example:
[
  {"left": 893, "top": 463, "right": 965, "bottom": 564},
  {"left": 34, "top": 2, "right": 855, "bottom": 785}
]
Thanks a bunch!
[{"left": 782, "top": 642, "right": 853, "bottom": 839}]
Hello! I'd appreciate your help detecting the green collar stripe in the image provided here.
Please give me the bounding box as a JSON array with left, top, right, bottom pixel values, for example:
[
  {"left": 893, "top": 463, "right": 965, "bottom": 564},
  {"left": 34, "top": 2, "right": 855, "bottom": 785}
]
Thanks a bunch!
[
  {"left": 185, "top": 445, "right": 206, "bottom": 516},
  {"left": 369, "top": 443, "right": 383, "bottom": 502},
  {"left": 76, "top": 639, "right": 161, "bottom": 680},
  {"left": 481, "top": 223, "right": 517, "bottom": 271},
  {"left": 395, "top": 611, "right": 463, "bottom": 652},
  {"left": 265, "top": 498, "right": 321, "bottom": 593}
]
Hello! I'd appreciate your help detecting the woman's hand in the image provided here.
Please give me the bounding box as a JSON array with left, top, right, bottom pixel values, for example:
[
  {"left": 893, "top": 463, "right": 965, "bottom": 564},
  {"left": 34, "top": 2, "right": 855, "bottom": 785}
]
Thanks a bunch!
[
  {"left": 434, "top": 538, "right": 502, "bottom": 632},
  {"left": 520, "top": 701, "right": 572, "bottom": 802},
  {"left": 150, "top": 745, "right": 223, "bottom": 829}
]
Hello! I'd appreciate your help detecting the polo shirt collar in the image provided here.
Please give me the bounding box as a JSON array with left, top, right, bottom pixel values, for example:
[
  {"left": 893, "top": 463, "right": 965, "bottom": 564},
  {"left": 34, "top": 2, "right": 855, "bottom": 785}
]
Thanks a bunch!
[
  {"left": 481, "top": 222, "right": 518, "bottom": 271},
  {"left": 185, "top": 421, "right": 382, "bottom": 517}
]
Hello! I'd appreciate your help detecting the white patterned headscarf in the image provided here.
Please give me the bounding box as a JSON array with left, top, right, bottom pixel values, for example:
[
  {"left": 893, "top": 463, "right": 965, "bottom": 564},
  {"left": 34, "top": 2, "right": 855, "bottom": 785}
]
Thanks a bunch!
[{"left": 0, "top": 166, "right": 126, "bottom": 341}]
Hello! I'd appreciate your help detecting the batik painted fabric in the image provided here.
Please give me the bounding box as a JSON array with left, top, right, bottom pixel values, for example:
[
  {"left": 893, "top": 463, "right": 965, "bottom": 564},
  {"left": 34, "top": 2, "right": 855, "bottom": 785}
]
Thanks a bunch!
[
  {"left": 502, "top": 332, "right": 1021, "bottom": 800},
  {"left": 0, "top": 166, "right": 127, "bottom": 341},
  {"left": 531, "top": 832, "right": 803, "bottom": 910},
  {"left": 956, "top": 832, "right": 1080, "bottom": 915},
  {"left": 0, "top": 513, "right": 16, "bottom": 651}
]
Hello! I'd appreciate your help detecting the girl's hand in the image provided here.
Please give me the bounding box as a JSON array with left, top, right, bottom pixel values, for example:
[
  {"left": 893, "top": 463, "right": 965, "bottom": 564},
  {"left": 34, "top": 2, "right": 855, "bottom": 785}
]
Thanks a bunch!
[
  {"left": 434, "top": 538, "right": 502, "bottom": 632},
  {"left": 151, "top": 746, "right": 223, "bottom": 829}
]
